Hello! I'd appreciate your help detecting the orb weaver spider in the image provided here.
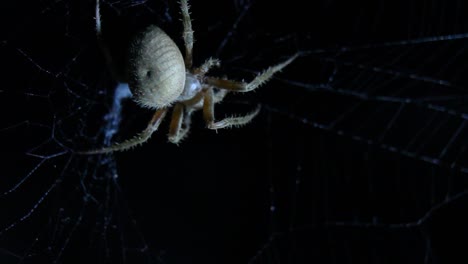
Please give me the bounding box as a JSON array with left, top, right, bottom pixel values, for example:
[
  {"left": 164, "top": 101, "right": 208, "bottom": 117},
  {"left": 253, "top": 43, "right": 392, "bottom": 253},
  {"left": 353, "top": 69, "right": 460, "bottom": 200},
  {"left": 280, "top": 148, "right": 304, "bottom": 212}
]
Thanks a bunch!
[{"left": 81, "top": 0, "right": 297, "bottom": 154}]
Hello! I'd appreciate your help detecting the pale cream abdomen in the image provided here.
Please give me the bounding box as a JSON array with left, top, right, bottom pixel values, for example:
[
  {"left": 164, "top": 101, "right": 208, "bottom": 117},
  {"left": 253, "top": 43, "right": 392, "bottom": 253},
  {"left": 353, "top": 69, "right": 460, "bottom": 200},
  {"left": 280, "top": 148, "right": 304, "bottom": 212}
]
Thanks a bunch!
[{"left": 127, "top": 25, "right": 186, "bottom": 109}]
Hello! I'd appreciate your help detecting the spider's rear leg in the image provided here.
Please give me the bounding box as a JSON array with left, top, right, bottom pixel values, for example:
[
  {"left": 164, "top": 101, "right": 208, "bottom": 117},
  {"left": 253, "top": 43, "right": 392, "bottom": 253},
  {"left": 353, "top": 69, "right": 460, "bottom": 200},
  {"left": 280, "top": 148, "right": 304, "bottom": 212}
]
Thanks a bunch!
[
  {"left": 205, "top": 54, "right": 298, "bottom": 92},
  {"left": 202, "top": 88, "right": 260, "bottom": 130},
  {"left": 79, "top": 108, "right": 168, "bottom": 154}
]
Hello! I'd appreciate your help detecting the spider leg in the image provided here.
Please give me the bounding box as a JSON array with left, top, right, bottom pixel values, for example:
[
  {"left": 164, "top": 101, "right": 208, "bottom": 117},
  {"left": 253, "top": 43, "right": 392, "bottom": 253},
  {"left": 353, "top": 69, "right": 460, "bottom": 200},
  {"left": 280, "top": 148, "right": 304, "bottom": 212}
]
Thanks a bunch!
[
  {"left": 95, "top": 0, "right": 121, "bottom": 80},
  {"left": 95, "top": 0, "right": 102, "bottom": 35},
  {"left": 203, "top": 88, "right": 260, "bottom": 130},
  {"left": 205, "top": 54, "right": 298, "bottom": 92},
  {"left": 168, "top": 103, "right": 191, "bottom": 144},
  {"left": 180, "top": 0, "right": 194, "bottom": 68},
  {"left": 183, "top": 88, "right": 228, "bottom": 110},
  {"left": 212, "top": 89, "right": 228, "bottom": 104},
  {"left": 182, "top": 109, "right": 194, "bottom": 137},
  {"left": 79, "top": 108, "right": 168, "bottom": 154},
  {"left": 192, "top": 58, "right": 220, "bottom": 76},
  {"left": 182, "top": 91, "right": 204, "bottom": 108}
]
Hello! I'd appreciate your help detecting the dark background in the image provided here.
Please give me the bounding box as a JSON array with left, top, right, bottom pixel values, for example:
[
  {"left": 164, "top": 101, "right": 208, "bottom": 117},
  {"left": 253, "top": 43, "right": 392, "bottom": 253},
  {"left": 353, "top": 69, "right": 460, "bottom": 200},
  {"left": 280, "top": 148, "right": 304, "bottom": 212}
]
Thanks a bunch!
[{"left": 1, "top": 0, "right": 468, "bottom": 263}]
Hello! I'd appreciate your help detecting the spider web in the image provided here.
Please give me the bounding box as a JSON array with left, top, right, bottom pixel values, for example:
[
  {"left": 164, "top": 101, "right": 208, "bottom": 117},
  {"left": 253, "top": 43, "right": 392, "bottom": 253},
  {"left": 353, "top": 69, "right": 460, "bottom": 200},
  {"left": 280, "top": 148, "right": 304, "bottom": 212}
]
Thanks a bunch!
[{"left": 1, "top": 0, "right": 468, "bottom": 263}]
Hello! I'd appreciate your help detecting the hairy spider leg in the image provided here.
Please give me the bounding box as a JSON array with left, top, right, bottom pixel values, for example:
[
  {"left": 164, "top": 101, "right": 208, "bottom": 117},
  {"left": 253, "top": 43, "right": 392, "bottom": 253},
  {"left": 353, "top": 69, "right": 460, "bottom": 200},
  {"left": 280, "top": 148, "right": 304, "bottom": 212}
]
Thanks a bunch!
[
  {"left": 95, "top": 0, "right": 121, "bottom": 81},
  {"left": 168, "top": 88, "right": 228, "bottom": 144},
  {"left": 204, "top": 54, "right": 298, "bottom": 92},
  {"left": 200, "top": 54, "right": 298, "bottom": 129},
  {"left": 168, "top": 103, "right": 189, "bottom": 144},
  {"left": 79, "top": 108, "right": 168, "bottom": 154},
  {"left": 203, "top": 88, "right": 261, "bottom": 129},
  {"left": 95, "top": 0, "right": 102, "bottom": 35},
  {"left": 192, "top": 58, "right": 221, "bottom": 76},
  {"left": 180, "top": 0, "right": 194, "bottom": 68}
]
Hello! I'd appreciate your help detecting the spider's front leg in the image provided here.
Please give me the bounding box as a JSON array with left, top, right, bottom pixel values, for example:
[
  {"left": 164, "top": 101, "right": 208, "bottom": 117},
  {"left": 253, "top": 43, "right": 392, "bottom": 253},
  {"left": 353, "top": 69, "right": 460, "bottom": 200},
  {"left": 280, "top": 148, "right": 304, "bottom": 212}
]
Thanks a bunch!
[
  {"left": 168, "top": 103, "right": 191, "bottom": 144},
  {"left": 205, "top": 54, "right": 298, "bottom": 93},
  {"left": 200, "top": 54, "right": 298, "bottom": 130},
  {"left": 168, "top": 87, "right": 228, "bottom": 143},
  {"left": 202, "top": 88, "right": 260, "bottom": 130},
  {"left": 180, "top": 0, "right": 194, "bottom": 68}
]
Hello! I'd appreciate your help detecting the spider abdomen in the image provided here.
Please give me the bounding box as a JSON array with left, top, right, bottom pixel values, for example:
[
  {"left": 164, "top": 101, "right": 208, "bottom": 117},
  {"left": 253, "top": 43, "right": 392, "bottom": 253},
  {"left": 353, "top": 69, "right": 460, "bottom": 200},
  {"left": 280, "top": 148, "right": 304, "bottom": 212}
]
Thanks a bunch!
[{"left": 127, "top": 25, "right": 186, "bottom": 109}]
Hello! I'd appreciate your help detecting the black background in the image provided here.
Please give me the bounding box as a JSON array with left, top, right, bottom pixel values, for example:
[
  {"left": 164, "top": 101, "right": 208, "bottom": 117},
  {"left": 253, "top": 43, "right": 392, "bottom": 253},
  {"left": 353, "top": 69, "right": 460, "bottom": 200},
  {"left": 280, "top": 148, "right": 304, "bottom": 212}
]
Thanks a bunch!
[{"left": 1, "top": 0, "right": 468, "bottom": 263}]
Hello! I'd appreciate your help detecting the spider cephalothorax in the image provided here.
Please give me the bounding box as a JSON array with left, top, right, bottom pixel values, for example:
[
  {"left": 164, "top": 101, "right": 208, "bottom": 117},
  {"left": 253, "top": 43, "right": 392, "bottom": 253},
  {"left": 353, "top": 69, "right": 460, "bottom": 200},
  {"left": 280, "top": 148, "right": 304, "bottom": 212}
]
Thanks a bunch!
[{"left": 82, "top": 0, "right": 297, "bottom": 154}]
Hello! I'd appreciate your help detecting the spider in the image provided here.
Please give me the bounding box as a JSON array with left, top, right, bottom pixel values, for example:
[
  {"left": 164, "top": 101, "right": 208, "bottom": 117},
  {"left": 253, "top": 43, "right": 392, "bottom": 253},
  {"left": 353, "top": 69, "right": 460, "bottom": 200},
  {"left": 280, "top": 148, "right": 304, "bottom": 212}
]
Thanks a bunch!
[{"left": 82, "top": 0, "right": 297, "bottom": 154}]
